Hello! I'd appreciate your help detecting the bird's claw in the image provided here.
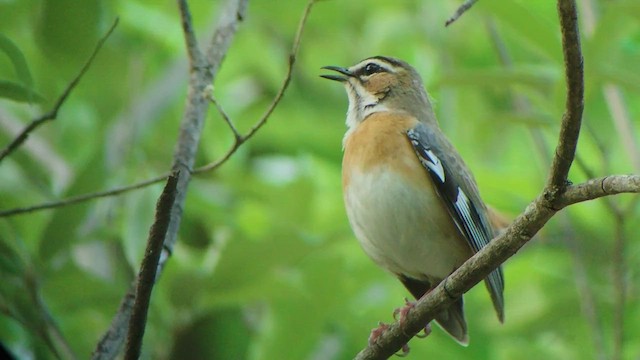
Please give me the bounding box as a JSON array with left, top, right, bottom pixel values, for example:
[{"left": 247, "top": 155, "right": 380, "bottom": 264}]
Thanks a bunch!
[{"left": 392, "top": 297, "right": 416, "bottom": 324}]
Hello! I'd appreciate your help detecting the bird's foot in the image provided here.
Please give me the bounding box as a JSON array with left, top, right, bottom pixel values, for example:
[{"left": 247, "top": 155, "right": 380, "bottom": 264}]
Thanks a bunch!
[
  {"left": 393, "top": 297, "right": 415, "bottom": 324},
  {"left": 368, "top": 321, "right": 390, "bottom": 346},
  {"left": 416, "top": 323, "right": 432, "bottom": 338},
  {"left": 392, "top": 297, "right": 433, "bottom": 339},
  {"left": 368, "top": 322, "right": 411, "bottom": 356}
]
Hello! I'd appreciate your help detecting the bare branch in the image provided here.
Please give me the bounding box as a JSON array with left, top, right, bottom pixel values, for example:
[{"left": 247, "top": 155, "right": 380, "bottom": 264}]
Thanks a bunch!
[
  {"left": 92, "top": 1, "right": 248, "bottom": 358},
  {"left": 0, "top": 174, "right": 168, "bottom": 218},
  {"left": 92, "top": 286, "right": 135, "bottom": 360},
  {"left": 353, "top": 172, "right": 640, "bottom": 359},
  {"left": 558, "top": 175, "right": 640, "bottom": 208},
  {"left": 488, "top": 18, "right": 607, "bottom": 359},
  {"left": 124, "top": 172, "right": 179, "bottom": 360},
  {"left": 195, "top": 0, "right": 318, "bottom": 174},
  {"left": 0, "top": 0, "right": 318, "bottom": 219},
  {"left": 177, "top": 0, "right": 204, "bottom": 68},
  {"left": 206, "top": 88, "right": 241, "bottom": 141},
  {"left": 546, "top": 0, "right": 584, "bottom": 195},
  {"left": 445, "top": 0, "right": 479, "bottom": 27},
  {"left": 0, "top": 18, "right": 119, "bottom": 163},
  {"left": 205, "top": 0, "right": 248, "bottom": 78}
]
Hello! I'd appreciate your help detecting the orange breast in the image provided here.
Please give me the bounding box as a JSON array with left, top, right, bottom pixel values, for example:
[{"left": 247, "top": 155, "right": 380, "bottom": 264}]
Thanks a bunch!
[
  {"left": 340, "top": 112, "right": 472, "bottom": 280},
  {"left": 342, "top": 112, "right": 427, "bottom": 190}
]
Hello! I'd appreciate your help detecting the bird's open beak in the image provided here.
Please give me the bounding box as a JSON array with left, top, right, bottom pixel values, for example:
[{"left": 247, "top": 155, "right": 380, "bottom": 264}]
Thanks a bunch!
[{"left": 320, "top": 66, "right": 353, "bottom": 82}]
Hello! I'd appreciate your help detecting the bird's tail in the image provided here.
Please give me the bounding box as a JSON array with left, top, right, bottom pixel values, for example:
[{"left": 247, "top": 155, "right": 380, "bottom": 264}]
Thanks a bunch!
[{"left": 434, "top": 297, "right": 469, "bottom": 346}]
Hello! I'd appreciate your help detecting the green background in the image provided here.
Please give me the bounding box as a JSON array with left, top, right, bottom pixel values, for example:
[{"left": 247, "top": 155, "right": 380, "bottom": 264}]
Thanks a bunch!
[{"left": 0, "top": 0, "right": 639, "bottom": 359}]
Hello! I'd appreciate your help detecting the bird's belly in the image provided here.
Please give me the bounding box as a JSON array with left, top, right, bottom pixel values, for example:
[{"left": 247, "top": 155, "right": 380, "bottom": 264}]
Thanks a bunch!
[{"left": 344, "top": 167, "right": 471, "bottom": 282}]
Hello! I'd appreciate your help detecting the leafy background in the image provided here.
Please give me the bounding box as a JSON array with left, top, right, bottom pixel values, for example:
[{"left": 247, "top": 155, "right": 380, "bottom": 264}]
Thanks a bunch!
[{"left": 0, "top": 0, "right": 639, "bottom": 359}]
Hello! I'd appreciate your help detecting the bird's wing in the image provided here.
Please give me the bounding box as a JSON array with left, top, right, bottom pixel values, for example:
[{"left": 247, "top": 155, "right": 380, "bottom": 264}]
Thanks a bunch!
[{"left": 406, "top": 122, "right": 504, "bottom": 322}]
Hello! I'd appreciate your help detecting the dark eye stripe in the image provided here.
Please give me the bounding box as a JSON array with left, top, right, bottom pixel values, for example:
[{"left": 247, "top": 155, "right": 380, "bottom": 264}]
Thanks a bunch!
[{"left": 359, "top": 62, "right": 386, "bottom": 77}]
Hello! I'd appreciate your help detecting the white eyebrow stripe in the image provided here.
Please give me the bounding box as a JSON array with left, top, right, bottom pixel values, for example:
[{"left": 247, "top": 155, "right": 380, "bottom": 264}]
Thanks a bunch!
[{"left": 350, "top": 58, "right": 395, "bottom": 74}]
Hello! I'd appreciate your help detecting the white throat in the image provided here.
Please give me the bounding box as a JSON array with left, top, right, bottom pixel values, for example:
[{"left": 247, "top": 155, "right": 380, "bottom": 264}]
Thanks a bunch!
[{"left": 342, "top": 82, "right": 388, "bottom": 147}]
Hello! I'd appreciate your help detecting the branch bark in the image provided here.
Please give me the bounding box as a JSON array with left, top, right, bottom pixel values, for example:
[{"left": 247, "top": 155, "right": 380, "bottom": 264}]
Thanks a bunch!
[
  {"left": 92, "top": 1, "right": 247, "bottom": 358},
  {"left": 545, "top": 0, "right": 584, "bottom": 196},
  {"left": 124, "top": 172, "right": 179, "bottom": 360}
]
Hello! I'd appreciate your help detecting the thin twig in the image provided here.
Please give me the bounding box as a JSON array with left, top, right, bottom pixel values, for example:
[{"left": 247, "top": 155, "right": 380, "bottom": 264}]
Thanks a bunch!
[
  {"left": 195, "top": 0, "right": 317, "bottom": 174},
  {"left": 0, "top": 174, "right": 168, "bottom": 217},
  {"left": 0, "top": 18, "right": 119, "bottom": 163},
  {"left": 207, "top": 90, "right": 241, "bottom": 141},
  {"left": 0, "top": 0, "right": 318, "bottom": 218},
  {"left": 445, "top": 0, "right": 479, "bottom": 27},
  {"left": 124, "top": 172, "right": 179, "bottom": 360}
]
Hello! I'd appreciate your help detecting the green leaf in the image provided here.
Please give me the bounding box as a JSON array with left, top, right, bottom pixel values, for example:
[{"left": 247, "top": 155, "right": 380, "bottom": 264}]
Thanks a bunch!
[
  {"left": 0, "top": 80, "right": 44, "bottom": 103},
  {"left": 0, "top": 34, "right": 33, "bottom": 87}
]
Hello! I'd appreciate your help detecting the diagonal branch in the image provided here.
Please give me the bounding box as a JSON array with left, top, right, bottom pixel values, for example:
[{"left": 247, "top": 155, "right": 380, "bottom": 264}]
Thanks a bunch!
[
  {"left": 0, "top": 18, "right": 119, "bottom": 163},
  {"left": 123, "top": 172, "right": 179, "bottom": 360},
  {"left": 445, "top": 0, "right": 479, "bottom": 27}
]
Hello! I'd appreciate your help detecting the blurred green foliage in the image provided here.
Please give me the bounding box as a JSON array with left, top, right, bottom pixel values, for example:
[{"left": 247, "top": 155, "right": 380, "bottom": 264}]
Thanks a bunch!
[{"left": 0, "top": 0, "right": 639, "bottom": 359}]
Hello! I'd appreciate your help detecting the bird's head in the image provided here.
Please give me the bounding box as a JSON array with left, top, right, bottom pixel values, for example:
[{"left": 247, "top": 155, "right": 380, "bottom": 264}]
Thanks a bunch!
[{"left": 321, "top": 56, "right": 432, "bottom": 128}]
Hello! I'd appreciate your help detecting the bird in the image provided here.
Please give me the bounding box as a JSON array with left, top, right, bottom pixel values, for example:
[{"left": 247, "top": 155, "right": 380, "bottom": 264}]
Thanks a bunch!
[{"left": 321, "top": 56, "right": 504, "bottom": 346}]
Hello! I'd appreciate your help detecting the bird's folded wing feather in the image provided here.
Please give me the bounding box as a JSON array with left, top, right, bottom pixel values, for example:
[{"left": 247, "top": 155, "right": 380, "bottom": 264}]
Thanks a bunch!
[{"left": 406, "top": 122, "right": 504, "bottom": 322}]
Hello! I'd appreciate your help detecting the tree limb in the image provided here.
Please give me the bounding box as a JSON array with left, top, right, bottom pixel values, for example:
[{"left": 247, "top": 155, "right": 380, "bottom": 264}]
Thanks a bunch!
[
  {"left": 558, "top": 175, "right": 640, "bottom": 207},
  {"left": 0, "top": 18, "right": 119, "bottom": 163},
  {"left": 546, "top": 0, "right": 584, "bottom": 196},
  {"left": 92, "top": 1, "right": 248, "bottom": 358},
  {"left": 123, "top": 172, "right": 179, "bottom": 360}
]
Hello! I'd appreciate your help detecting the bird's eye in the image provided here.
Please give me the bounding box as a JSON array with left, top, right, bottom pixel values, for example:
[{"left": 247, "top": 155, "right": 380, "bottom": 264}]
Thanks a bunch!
[{"left": 362, "top": 63, "right": 383, "bottom": 76}]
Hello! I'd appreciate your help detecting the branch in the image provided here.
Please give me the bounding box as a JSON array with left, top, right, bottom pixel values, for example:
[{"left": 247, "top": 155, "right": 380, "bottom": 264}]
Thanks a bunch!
[
  {"left": 354, "top": 172, "right": 640, "bottom": 359},
  {"left": 123, "top": 172, "right": 179, "bottom": 360},
  {"left": 92, "top": 1, "right": 247, "bottom": 358},
  {"left": 355, "top": 1, "right": 588, "bottom": 358},
  {"left": 177, "top": 0, "right": 204, "bottom": 68},
  {"left": 0, "top": 18, "right": 119, "bottom": 163},
  {"left": 489, "top": 17, "right": 607, "bottom": 359},
  {"left": 0, "top": 0, "right": 318, "bottom": 219},
  {"left": 195, "top": 0, "right": 318, "bottom": 173},
  {"left": 0, "top": 174, "right": 168, "bottom": 218},
  {"left": 445, "top": 0, "right": 479, "bottom": 27},
  {"left": 546, "top": 0, "right": 584, "bottom": 195},
  {"left": 558, "top": 175, "right": 640, "bottom": 208},
  {"left": 92, "top": 285, "right": 136, "bottom": 360}
]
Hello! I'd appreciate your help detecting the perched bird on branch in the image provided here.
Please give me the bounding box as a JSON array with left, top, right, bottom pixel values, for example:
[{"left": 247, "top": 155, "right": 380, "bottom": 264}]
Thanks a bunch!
[{"left": 322, "top": 56, "right": 504, "bottom": 346}]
